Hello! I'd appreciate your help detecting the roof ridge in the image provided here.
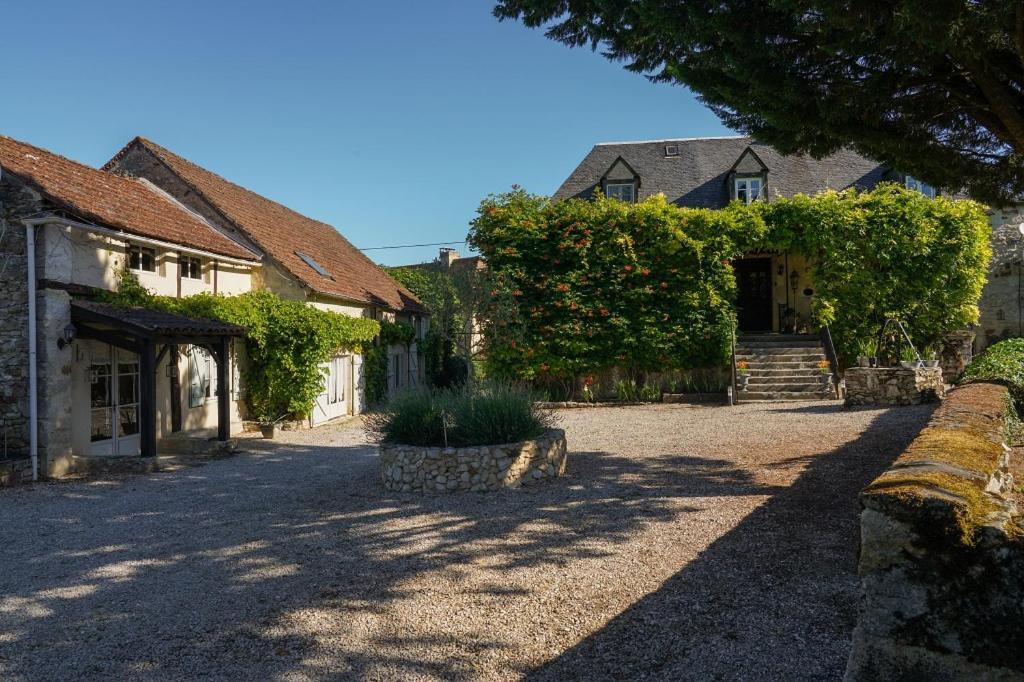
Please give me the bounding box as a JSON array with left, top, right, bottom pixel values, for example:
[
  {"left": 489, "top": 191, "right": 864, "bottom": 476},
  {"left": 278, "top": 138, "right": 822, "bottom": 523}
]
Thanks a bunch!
[{"left": 594, "top": 135, "right": 749, "bottom": 146}]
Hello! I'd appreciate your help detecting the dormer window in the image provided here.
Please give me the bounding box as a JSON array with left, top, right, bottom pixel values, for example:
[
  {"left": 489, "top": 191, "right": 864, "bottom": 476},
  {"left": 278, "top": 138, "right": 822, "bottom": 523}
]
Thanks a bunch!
[
  {"left": 905, "top": 176, "right": 936, "bottom": 198},
  {"left": 734, "top": 177, "right": 762, "bottom": 204},
  {"left": 606, "top": 182, "right": 636, "bottom": 202}
]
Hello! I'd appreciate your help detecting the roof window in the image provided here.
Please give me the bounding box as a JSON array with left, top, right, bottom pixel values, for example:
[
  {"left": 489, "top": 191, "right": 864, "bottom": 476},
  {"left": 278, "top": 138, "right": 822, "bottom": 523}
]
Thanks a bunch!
[
  {"left": 296, "top": 251, "right": 333, "bottom": 279},
  {"left": 665, "top": 145, "right": 679, "bottom": 157}
]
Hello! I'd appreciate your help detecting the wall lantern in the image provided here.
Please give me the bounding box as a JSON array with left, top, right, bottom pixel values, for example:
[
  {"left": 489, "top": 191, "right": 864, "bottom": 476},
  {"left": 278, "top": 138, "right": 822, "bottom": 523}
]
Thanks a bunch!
[
  {"left": 56, "top": 323, "right": 77, "bottom": 350},
  {"left": 165, "top": 362, "right": 179, "bottom": 379},
  {"left": 789, "top": 269, "right": 800, "bottom": 292}
]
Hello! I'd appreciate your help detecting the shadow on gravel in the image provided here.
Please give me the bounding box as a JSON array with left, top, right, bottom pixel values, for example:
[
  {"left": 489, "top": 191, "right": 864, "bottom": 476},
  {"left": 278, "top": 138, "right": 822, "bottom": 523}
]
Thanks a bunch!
[
  {"left": 0, "top": 424, "right": 786, "bottom": 680},
  {"left": 524, "top": 405, "right": 934, "bottom": 681}
]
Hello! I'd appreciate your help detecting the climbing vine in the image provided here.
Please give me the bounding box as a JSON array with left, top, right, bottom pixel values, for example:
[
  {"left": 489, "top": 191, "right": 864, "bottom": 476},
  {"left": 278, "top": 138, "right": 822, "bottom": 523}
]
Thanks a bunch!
[
  {"left": 469, "top": 184, "right": 990, "bottom": 380},
  {"left": 101, "top": 270, "right": 380, "bottom": 421},
  {"left": 363, "top": 319, "right": 416, "bottom": 406}
]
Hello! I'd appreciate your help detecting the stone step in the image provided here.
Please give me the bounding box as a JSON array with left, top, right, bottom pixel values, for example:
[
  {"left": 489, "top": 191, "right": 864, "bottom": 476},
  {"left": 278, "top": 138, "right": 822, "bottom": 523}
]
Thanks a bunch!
[
  {"left": 736, "top": 346, "right": 826, "bottom": 356},
  {"left": 739, "top": 390, "right": 837, "bottom": 401},
  {"left": 744, "top": 368, "right": 826, "bottom": 377},
  {"left": 746, "top": 374, "right": 831, "bottom": 385},
  {"left": 740, "top": 358, "right": 829, "bottom": 368},
  {"left": 738, "top": 332, "right": 819, "bottom": 340},
  {"left": 736, "top": 339, "right": 822, "bottom": 349},
  {"left": 743, "top": 381, "right": 832, "bottom": 392}
]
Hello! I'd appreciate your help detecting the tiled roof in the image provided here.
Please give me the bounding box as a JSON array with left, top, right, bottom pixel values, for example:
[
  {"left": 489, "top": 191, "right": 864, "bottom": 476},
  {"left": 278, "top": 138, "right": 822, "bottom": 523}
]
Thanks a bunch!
[
  {"left": 0, "top": 135, "right": 257, "bottom": 261},
  {"left": 553, "top": 136, "right": 889, "bottom": 208},
  {"left": 72, "top": 300, "right": 246, "bottom": 337},
  {"left": 107, "top": 137, "right": 424, "bottom": 313}
]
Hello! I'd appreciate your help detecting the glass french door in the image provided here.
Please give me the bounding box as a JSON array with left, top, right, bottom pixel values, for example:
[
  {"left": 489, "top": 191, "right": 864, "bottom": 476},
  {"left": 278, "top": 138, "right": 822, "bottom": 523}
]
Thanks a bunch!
[{"left": 89, "top": 346, "right": 141, "bottom": 456}]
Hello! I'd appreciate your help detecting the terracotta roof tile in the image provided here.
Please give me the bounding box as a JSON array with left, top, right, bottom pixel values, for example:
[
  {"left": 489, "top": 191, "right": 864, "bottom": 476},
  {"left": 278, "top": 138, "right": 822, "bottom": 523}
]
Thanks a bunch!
[
  {"left": 0, "top": 135, "right": 257, "bottom": 261},
  {"left": 109, "top": 137, "right": 424, "bottom": 313}
]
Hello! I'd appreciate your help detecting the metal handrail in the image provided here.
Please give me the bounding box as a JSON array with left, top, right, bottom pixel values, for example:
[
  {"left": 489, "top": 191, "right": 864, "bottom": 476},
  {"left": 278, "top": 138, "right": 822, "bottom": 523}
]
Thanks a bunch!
[
  {"left": 730, "top": 324, "right": 738, "bottom": 405},
  {"left": 877, "top": 318, "right": 922, "bottom": 363},
  {"left": 819, "top": 324, "right": 842, "bottom": 399}
]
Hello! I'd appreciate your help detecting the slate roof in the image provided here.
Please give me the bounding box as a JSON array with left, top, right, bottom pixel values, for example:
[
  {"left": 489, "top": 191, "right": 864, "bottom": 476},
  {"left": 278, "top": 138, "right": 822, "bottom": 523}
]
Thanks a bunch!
[
  {"left": 105, "top": 137, "right": 424, "bottom": 313},
  {"left": 0, "top": 135, "right": 257, "bottom": 261},
  {"left": 72, "top": 300, "right": 246, "bottom": 337},
  {"left": 553, "top": 136, "right": 890, "bottom": 208}
]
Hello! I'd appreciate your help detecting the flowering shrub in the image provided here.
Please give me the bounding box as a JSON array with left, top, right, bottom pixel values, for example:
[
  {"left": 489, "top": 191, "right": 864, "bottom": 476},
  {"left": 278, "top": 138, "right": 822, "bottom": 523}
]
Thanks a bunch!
[
  {"left": 469, "top": 190, "right": 751, "bottom": 381},
  {"left": 470, "top": 185, "right": 990, "bottom": 381}
]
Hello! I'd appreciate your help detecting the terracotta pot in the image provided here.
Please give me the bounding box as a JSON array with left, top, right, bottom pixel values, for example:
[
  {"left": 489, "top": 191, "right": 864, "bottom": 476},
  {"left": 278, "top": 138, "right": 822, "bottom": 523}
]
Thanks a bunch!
[{"left": 260, "top": 425, "right": 278, "bottom": 439}]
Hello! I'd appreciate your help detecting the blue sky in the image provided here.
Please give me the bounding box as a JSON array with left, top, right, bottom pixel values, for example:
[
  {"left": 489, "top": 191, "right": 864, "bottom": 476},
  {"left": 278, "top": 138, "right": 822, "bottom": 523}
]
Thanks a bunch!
[{"left": 3, "top": 1, "right": 729, "bottom": 265}]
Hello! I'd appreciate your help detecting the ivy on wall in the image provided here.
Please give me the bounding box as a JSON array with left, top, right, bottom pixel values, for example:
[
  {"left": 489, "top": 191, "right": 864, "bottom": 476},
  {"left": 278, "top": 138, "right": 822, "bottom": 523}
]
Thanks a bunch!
[
  {"left": 469, "top": 184, "right": 991, "bottom": 381},
  {"left": 363, "top": 319, "right": 416, "bottom": 406},
  {"left": 102, "top": 271, "right": 380, "bottom": 421}
]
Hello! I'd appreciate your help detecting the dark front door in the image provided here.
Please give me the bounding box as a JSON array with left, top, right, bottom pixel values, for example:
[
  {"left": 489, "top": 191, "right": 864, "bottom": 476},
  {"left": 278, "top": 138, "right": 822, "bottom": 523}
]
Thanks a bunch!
[{"left": 734, "top": 258, "right": 773, "bottom": 332}]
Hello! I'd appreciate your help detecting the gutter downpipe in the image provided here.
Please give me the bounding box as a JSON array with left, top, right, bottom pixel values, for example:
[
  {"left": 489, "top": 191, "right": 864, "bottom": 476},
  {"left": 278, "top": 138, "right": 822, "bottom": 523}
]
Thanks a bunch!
[{"left": 23, "top": 220, "right": 38, "bottom": 481}]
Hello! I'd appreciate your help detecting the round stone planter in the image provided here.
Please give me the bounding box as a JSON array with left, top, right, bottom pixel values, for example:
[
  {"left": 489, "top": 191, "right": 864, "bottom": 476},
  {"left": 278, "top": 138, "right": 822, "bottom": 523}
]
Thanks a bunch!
[{"left": 378, "top": 429, "right": 568, "bottom": 494}]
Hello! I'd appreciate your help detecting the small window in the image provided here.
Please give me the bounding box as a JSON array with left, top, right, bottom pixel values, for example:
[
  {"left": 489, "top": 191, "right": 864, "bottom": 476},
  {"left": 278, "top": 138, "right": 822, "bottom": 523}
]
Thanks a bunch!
[
  {"left": 905, "top": 176, "right": 936, "bottom": 198},
  {"left": 296, "top": 251, "right": 333, "bottom": 279},
  {"left": 735, "top": 177, "right": 762, "bottom": 205},
  {"left": 188, "top": 346, "right": 213, "bottom": 408},
  {"left": 665, "top": 145, "right": 679, "bottom": 157},
  {"left": 606, "top": 182, "right": 635, "bottom": 202},
  {"left": 128, "top": 245, "right": 156, "bottom": 273},
  {"left": 181, "top": 256, "right": 202, "bottom": 280}
]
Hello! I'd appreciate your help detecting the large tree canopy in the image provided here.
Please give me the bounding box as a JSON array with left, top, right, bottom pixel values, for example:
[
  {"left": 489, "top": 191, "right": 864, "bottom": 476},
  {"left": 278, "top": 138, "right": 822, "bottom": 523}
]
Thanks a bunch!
[{"left": 494, "top": 1, "right": 1024, "bottom": 204}]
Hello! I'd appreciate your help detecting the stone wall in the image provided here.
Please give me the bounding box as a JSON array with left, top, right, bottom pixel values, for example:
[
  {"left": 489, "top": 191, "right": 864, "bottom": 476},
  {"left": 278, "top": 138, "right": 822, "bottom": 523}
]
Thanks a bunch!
[
  {"left": 844, "top": 367, "right": 945, "bottom": 407},
  {"left": 940, "top": 330, "right": 974, "bottom": 383},
  {"left": 379, "top": 429, "right": 567, "bottom": 493},
  {"left": 976, "top": 207, "right": 1024, "bottom": 353},
  {"left": 0, "top": 178, "right": 40, "bottom": 465},
  {"left": 846, "top": 382, "right": 1024, "bottom": 680}
]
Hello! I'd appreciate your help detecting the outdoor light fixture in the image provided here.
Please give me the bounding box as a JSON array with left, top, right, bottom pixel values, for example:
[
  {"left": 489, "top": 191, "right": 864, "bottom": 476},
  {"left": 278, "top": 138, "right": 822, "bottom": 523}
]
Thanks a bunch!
[
  {"left": 56, "top": 323, "right": 76, "bottom": 349},
  {"left": 165, "top": 361, "right": 178, "bottom": 379},
  {"left": 789, "top": 269, "right": 800, "bottom": 292}
]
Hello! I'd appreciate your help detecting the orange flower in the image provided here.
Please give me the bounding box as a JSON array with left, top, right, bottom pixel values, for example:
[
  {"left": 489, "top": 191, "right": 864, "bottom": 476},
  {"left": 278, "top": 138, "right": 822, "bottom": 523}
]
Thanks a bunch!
[
  {"left": 557, "top": 283, "right": 570, "bottom": 292},
  {"left": 623, "top": 264, "right": 634, "bottom": 272},
  {"left": 641, "top": 268, "right": 651, "bottom": 276}
]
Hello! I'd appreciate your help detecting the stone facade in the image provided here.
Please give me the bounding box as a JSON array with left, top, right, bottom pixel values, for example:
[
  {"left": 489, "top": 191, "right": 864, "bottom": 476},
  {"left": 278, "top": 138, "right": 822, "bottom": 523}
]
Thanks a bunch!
[
  {"left": 940, "top": 330, "right": 974, "bottom": 383},
  {"left": 844, "top": 367, "right": 945, "bottom": 406},
  {"left": 379, "top": 429, "right": 567, "bottom": 493},
  {"left": 976, "top": 207, "right": 1024, "bottom": 353},
  {"left": 846, "top": 383, "right": 1024, "bottom": 680}
]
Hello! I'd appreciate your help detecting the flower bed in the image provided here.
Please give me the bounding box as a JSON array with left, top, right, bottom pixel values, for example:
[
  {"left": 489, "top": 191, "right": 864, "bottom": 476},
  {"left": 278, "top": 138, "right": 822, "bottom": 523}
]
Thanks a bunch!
[{"left": 379, "top": 429, "right": 567, "bottom": 494}]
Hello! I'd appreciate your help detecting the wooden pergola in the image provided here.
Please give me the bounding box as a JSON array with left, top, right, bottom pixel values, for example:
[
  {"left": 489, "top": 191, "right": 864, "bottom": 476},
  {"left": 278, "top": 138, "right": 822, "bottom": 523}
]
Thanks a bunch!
[{"left": 70, "top": 300, "right": 246, "bottom": 457}]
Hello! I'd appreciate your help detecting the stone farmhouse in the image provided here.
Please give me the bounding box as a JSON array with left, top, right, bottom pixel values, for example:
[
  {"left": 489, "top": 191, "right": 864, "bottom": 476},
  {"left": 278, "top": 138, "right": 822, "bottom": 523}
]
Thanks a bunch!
[
  {"left": 0, "top": 134, "right": 425, "bottom": 482},
  {"left": 557, "top": 135, "right": 1017, "bottom": 355}
]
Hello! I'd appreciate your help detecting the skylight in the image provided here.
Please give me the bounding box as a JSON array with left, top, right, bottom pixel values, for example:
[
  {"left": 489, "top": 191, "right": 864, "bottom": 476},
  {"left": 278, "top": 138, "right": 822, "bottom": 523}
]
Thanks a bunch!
[{"left": 296, "top": 251, "right": 332, "bottom": 278}]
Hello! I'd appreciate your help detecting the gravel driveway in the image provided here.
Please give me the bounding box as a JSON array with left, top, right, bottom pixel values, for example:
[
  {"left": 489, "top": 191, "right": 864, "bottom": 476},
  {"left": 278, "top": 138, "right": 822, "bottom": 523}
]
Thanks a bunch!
[{"left": 0, "top": 401, "right": 931, "bottom": 681}]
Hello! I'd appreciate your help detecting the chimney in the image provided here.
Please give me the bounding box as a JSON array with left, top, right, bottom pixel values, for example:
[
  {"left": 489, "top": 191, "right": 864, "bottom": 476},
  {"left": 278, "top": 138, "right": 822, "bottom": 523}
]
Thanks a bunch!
[{"left": 438, "top": 247, "right": 459, "bottom": 268}]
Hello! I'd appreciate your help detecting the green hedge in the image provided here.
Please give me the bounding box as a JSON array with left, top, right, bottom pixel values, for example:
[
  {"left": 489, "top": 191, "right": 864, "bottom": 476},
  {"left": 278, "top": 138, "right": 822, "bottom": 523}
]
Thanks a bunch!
[
  {"left": 469, "top": 185, "right": 990, "bottom": 380},
  {"left": 959, "top": 338, "right": 1024, "bottom": 409}
]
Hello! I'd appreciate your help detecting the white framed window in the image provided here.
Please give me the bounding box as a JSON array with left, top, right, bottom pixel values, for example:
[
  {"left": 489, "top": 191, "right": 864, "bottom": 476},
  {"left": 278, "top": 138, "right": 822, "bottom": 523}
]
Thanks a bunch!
[
  {"left": 606, "top": 182, "right": 635, "bottom": 202},
  {"left": 188, "top": 346, "right": 214, "bottom": 408},
  {"left": 128, "top": 245, "right": 157, "bottom": 273},
  {"left": 905, "top": 176, "right": 936, "bottom": 198},
  {"left": 328, "top": 355, "right": 347, "bottom": 404},
  {"left": 181, "top": 256, "right": 203, "bottom": 280},
  {"left": 735, "top": 177, "right": 762, "bottom": 204}
]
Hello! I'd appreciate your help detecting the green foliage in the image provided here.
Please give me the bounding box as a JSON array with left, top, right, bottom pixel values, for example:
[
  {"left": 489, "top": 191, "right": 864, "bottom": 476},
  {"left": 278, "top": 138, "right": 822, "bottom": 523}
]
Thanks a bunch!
[
  {"left": 753, "top": 186, "right": 991, "bottom": 362},
  {"left": 959, "top": 339, "right": 1024, "bottom": 410},
  {"left": 101, "top": 270, "right": 379, "bottom": 421},
  {"left": 363, "top": 344, "right": 389, "bottom": 407},
  {"left": 364, "top": 383, "right": 558, "bottom": 447},
  {"left": 469, "top": 189, "right": 744, "bottom": 381},
  {"left": 495, "top": 1, "right": 1024, "bottom": 203},
  {"left": 378, "top": 319, "right": 415, "bottom": 346},
  {"left": 469, "top": 185, "right": 990, "bottom": 379}
]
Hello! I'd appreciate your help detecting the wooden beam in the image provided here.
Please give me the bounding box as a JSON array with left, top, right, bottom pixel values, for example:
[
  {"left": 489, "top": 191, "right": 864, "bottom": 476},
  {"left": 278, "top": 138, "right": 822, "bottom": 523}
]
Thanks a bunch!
[
  {"left": 216, "top": 335, "right": 230, "bottom": 442},
  {"left": 169, "top": 344, "right": 182, "bottom": 433},
  {"left": 139, "top": 338, "right": 157, "bottom": 458},
  {"left": 154, "top": 344, "right": 170, "bottom": 373},
  {"left": 75, "top": 325, "right": 141, "bottom": 354}
]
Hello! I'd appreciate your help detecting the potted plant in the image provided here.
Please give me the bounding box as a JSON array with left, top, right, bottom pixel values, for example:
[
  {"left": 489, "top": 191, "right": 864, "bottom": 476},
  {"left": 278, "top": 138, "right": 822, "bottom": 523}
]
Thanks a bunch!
[
  {"left": 256, "top": 414, "right": 286, "bottom": 439},
  {"left": 899, "top": 345, "right": 921, "bottom": 369},
  {"left": 735, "top": 360, "right": 750, "bottom": 390},
  {"left": 922, "top": 345, "right": 940, "bottom": 368},
  {"left": 855, "top": 339, "right": 875, "bottom": 368}
]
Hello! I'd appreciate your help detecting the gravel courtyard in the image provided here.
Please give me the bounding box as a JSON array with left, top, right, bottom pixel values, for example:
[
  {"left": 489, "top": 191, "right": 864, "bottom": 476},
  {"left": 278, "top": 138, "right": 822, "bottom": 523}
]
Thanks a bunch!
[{"left": 0, "top": 401, "right": 932, "bottom": 681}]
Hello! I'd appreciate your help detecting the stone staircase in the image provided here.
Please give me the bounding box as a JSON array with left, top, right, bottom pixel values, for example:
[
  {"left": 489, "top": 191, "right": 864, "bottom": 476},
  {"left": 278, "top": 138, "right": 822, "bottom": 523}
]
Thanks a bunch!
[{"left": 735, "top": 334, "right": 837, "bottom": 401}]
